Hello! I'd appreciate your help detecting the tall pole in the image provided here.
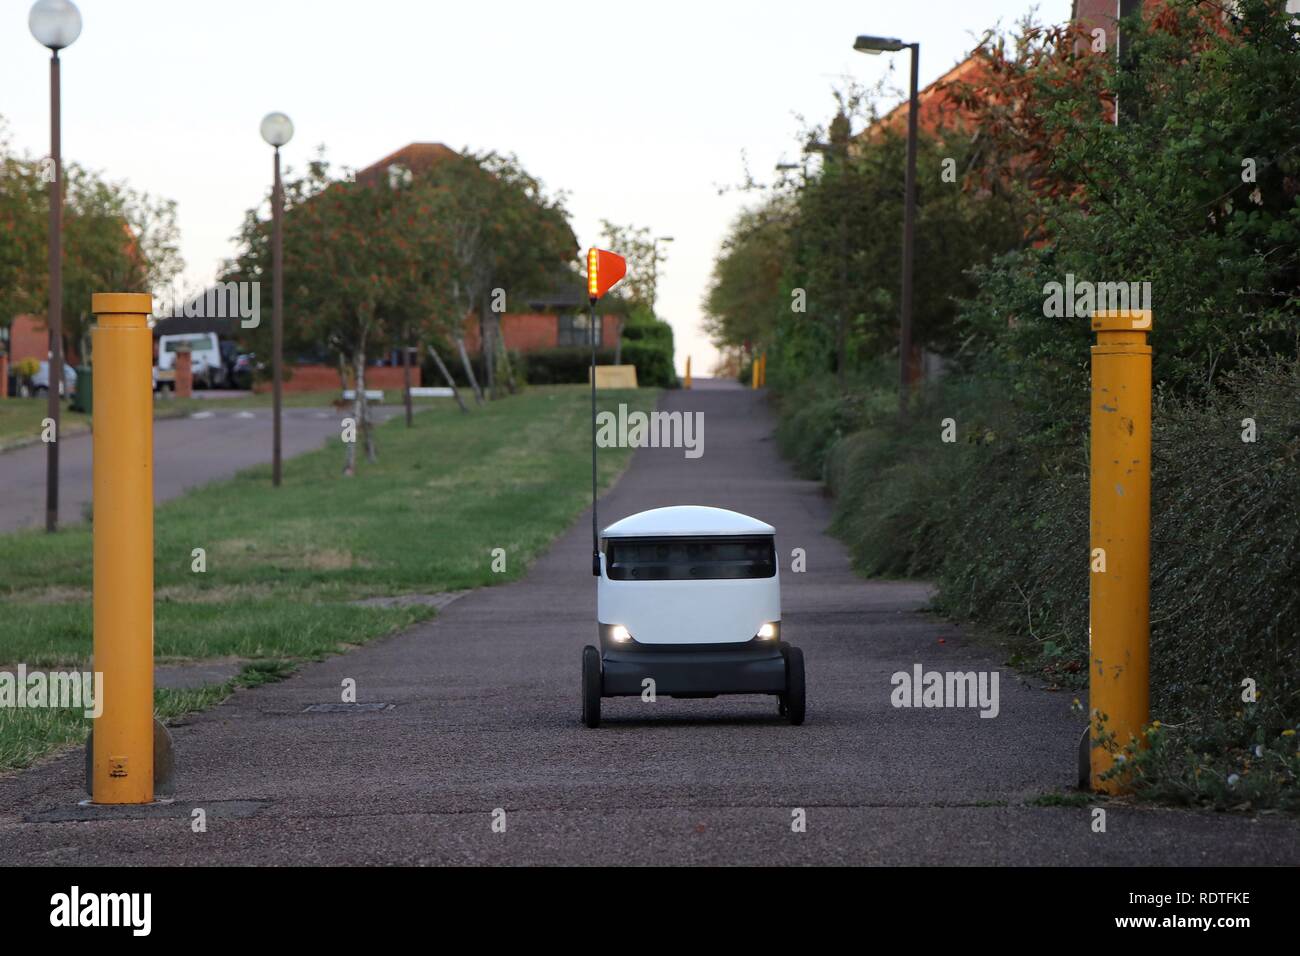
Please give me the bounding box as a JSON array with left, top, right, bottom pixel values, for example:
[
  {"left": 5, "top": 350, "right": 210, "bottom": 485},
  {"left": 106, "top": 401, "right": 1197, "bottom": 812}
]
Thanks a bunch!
[
  {"left": 45, "top": 50, "right": 62, "bottom": 532},
  {"left": 90, "top": 292, "right": 155, "bottom": 804},
  {"left": 1088, "top": 308, "right": 1153, "bottom": 792},
  {"left": 271, "top": 146, "right": 284, "bottom": 487},
  {"left": 898, "top": 42, "right": 919, "bottom": 419},
  {"left": 402, "top": 336, "right": 413, "bottom": 427},
  {"left": 589, "top": 299, "right": 600, "bottom": 577}
]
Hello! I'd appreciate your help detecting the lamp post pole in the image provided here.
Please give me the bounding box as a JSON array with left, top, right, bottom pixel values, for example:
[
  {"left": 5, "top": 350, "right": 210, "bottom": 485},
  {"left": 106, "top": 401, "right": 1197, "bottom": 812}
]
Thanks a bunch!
[
  {"left": 260, "top": 112, "right": 294, "bottom": 487},
  {"left": 899, "top": 41, "right": 919, "bottom": 418},
  {"left": 30, "top": 0, "right": 83, "bottom": 533},
  {"left": 854, "top": 33, "right": 920, "bottom": 418},
  {"left": 45, "top": 48, "right": 63, "bottom": 530},
  {"left": 271, "top": 145, "right": 284, "bottom": 486}
]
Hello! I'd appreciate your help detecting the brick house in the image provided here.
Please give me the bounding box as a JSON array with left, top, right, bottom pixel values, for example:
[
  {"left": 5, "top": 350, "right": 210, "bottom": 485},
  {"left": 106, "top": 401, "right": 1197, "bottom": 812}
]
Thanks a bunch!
[
  {"left": 278, "top": 144, "right": 615, "bottom": 391},
  {"left": 357, "top": 144, "right": 618, "bottom": 355}
]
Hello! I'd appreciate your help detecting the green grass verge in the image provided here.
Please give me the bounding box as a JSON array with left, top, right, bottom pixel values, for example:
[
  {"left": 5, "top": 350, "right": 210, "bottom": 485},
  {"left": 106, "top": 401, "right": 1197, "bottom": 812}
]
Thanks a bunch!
[
  {"left": 0, "top": 385, "right": 656, "bottom": 771},
  {"left": 0, "top": 660, "right": 296, "bottom": 774},
  {"left": 0, "top": 398, "right": 90, "bottom": 449}
]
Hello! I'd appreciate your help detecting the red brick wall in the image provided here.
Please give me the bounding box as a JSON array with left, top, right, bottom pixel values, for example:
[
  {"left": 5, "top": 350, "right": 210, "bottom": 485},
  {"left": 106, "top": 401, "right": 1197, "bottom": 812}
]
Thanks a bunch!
[
  {"left": 461, "top": 312, "right": 621, "bottom": 352},
  {"left": 253, "top": 364, "right": 420, "bottom": 394},
  {"left": 9, "top": 315, "right": 49, "bottom": 365},
  {"left": 7, "top": 314, "right": 83, "bottom": 366}
]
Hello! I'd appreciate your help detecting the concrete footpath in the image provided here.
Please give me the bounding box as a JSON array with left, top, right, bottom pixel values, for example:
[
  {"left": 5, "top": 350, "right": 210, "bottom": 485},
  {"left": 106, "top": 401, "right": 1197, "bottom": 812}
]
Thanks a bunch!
[{"left": 0, "top": 387, "right": 1294, "bottom": 864}]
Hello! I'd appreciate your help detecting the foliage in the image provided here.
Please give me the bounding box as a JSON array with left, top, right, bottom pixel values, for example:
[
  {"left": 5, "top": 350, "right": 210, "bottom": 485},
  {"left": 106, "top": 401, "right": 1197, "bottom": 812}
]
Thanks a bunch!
[
  {"left": 517, "top": 342, "right": 675, "bottom": 389},
  {"left": 0, "top": 116, "right": 182, "bottom": 355},
  {"left": 705, "top": 90, "right": 1026, "bottom": 388},
  {"left": 415, "top": 151, "right": 577, "bottom": 397},
  {"left": 952, "top": 0, "right": 1300, "bottom": 410},
  {"left": 13, "top": 357, "right": 40, "bottom": 382},
  {"left": 0, "top": 387, "right": 657, "bottom": 771},
  {"left": 596, "top": 221, "right": 673, "bottom": 312},
  {"left": 750, "top": 2, "right": 1300, "bottom": 808},
  {"left": 226, "top": 147, "right": 578, "bottom": 467}
]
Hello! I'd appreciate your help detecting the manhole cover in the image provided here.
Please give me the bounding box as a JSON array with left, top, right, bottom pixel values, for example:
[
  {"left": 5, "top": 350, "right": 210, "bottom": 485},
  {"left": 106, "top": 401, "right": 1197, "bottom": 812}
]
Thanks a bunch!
[{"left": 302, "top": 702, "right": 394, "bottom": 713}]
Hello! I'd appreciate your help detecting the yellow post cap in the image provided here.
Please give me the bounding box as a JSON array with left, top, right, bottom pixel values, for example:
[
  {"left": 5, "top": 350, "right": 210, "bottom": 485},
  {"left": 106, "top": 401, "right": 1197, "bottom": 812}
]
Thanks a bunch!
[
  {"left": 1091, "top": 309, "right": 1152, "bottom": 333},
  {"left": 92, "top": 292, "right": 154, "bottom": 315}
]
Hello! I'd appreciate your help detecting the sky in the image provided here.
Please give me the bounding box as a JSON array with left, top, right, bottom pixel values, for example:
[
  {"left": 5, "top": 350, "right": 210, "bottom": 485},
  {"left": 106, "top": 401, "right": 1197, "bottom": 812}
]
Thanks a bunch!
[{"left": 2, "top": 0, "right": 1072, "bottom": 375}]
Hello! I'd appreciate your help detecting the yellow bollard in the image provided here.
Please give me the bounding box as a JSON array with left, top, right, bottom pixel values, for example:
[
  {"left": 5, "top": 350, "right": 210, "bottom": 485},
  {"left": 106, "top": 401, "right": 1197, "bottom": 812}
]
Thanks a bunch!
[
  {"left": 1088, "top": 308, "right": 1152, "bottom": 793},
  {"left": 750, "top": 354, "right": 758, "bottom": 389},
  {"left": 91, "top": 292, "right": 155, "bottom": 804},
  {"left": 684, "top": 356, "right": 692, "bottom": 390}
]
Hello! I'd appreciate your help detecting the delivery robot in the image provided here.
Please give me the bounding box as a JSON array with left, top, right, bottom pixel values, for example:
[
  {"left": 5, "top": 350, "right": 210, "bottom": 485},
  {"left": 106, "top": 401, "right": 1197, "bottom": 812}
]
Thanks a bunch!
[
  {"left": 582, "top": 505, "right": 805, "bottom": 727},
  {"left": 578, "top": 247, "right": 805, "bottom": 727}
]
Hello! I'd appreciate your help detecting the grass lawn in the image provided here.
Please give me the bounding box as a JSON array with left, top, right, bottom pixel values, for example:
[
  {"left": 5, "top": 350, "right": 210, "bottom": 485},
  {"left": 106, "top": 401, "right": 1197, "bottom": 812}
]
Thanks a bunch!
[
  {"left": 0, "top": 385, "right": 657, "bottom": 771},
  {"left": 0, "top": 398, "right": 91, "bottom": 449}
]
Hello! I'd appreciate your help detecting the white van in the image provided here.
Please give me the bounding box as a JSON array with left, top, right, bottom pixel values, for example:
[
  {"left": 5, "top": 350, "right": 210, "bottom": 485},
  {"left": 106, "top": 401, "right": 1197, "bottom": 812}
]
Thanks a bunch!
[
  {"left": 156, "top": 332, "right": 222, "bottom": 389},
  {"left": 583, "top": 505, "right": 805, "bottom": 727}
]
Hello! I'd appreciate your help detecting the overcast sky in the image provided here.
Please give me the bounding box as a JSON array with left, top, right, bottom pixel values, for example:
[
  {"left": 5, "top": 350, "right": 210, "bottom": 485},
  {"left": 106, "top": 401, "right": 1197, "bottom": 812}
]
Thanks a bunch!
[{"left": 2, "top": 0, "right": 1071, "bottom": 374}]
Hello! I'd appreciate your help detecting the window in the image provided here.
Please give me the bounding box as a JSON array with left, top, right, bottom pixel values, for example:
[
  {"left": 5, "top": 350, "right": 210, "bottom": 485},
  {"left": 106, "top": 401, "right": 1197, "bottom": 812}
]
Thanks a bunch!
[
  {"left": 604, "top": 536, "right": 777, "bottom": 581},
  {"left": 162, "top": 335, "right": 215, "bottom": 354},
  {"left": 557, "top": 313, "right": 601, "bottom": 347}
]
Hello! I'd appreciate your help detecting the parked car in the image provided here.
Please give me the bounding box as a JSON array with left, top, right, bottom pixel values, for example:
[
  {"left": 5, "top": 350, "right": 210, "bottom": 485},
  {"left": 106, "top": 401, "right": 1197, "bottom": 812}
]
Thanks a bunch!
[
  {"left": 30, "top": 360, "right": 78, "bottom": 397},
  {"left": 157, "top": 332, "right": 222, "bottom": 388}
]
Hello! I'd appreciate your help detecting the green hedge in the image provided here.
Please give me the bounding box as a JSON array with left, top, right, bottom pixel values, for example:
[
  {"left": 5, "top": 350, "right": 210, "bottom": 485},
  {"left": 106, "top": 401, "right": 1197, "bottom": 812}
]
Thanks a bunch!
[
  {"left": 780, "top": 357, "right": 1300, "bottom": 809},
  {"left": 519, "top": 343, "right": 676, "bottom": 389}
]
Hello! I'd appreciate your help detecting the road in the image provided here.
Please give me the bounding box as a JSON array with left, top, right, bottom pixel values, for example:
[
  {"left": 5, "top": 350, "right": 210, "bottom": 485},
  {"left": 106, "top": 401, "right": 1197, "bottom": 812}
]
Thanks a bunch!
[
  {"left": 1, "top": 387, "right": 1295, "bottom": 864},
  {"left": 0, "top": 404, "right": 404, "bottom": 534}
]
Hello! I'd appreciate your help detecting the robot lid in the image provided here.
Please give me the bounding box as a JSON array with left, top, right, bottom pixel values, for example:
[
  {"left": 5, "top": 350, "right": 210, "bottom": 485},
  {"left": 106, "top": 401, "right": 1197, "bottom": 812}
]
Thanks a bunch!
[{"left": 601, "top": 505, "right": 775, "bottom": 539}]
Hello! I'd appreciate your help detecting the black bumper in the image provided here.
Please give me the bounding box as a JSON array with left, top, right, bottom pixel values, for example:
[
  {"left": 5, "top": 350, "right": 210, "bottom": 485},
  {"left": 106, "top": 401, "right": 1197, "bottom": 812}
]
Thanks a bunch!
[{"left": 600, "top": 643, "right": 787, "bottom": 698}]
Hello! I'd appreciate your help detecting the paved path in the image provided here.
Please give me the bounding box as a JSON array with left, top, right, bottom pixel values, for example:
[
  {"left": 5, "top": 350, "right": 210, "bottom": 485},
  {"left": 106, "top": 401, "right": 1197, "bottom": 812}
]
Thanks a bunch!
[
  {"left": 0, "top": 388, "right": 1294, "bottom": 864},
  {"left": 0, "top": 405, "right": 404, "bottom": 534}
]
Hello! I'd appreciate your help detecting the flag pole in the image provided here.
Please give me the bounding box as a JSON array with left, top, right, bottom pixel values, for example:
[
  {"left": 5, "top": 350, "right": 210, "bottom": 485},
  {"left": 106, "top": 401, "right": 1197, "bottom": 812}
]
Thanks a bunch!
[{"left": 590, "top": 296, "right": 600, "bottom": 576}]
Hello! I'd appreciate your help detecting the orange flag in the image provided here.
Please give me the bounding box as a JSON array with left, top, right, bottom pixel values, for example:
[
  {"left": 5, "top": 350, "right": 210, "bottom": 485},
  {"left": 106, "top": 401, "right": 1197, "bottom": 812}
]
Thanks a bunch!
[{"left": 586, "top": 247, "right": 626, "bottom": 301}]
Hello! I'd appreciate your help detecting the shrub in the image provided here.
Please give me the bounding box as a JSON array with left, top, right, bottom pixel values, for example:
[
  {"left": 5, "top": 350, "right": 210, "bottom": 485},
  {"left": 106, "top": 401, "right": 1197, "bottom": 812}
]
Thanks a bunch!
[{"left": 788, "top": 358, "right": 1300, "bottom": 807}]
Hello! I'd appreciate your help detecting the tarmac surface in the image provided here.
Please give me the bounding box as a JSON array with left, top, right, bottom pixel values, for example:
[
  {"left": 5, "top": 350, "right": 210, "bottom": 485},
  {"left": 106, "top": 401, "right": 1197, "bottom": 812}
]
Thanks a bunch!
[
  {"left": 1, "top": 385, "right": 1295, "bottom": 864},
  {"left": 0, "top": 404, "right": 405, "bottom": 534}
]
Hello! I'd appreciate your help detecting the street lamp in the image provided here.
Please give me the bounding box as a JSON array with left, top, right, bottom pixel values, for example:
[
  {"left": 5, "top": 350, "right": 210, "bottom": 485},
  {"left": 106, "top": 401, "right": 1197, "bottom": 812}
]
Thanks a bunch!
[
  {"left": 260, "top": 111, "right": 293, "bottom": 487},
  {"left": 856, "top": 33, "right": 919, "bottom": 418},
  {"left": 30, "top": 0, "right": 82, "bottom": 534}
]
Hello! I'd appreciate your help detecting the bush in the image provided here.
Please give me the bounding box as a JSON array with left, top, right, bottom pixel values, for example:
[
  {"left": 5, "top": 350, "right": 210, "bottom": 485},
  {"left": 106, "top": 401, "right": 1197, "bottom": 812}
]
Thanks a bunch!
[
  {"left": 620, "top": 340, "right": 676, "bottom": 388},
  {"left": 620, "top": 313, "right": 677, "bottom": 388},
  {"left": 783, "top": 357, "right": 1300, "bottom": 807}
]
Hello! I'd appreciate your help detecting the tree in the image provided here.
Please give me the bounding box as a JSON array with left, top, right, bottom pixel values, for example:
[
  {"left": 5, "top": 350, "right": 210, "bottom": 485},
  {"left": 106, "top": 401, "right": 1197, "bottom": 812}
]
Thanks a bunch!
[
  {"left": 227, "top": 153, "right": 419, "bottom": 474},
  {"left": 703, "top": 198, "right": 792, "bottom": 372},
  {"left": 596, "top": 220, "right": 675, "bottom": 364},
  {"left": 414, "top": 151, "right": 577, "bottom": 399},
  {"left": 953, "top": 0, "right": 1300, "bottom": 412},
  {"left": 63, "top": 167, "right": 182, "bottom": 360},
  {"left": 0, "top": 124, "right": 45, "bottom": 340},
  {"left": 704, "top": 85, "right": 1025, "bottom": 389},
  {"left": 0, "top": 117, "right": 181, "bottom": 361}
]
